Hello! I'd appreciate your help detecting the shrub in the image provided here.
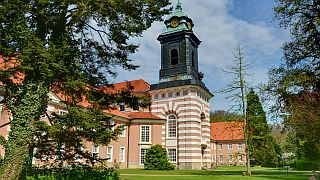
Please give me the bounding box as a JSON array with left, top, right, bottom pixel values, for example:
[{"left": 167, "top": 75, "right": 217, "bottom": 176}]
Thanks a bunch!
[
  {"left": 295, "top": 159, "right": 320, "bottom": 171},
  {"left": 144, "top": 144, "right": 175, "bottom": 170},
  {"left": 26, "top": 166, "right": 119, "bottom": 180}
]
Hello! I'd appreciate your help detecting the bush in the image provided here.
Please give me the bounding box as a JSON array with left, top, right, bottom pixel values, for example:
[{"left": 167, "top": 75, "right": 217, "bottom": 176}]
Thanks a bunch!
[
  {"left": 144, "top": 144, "right": 175, "bottom": 170},
  {"left": 295, "top": 159, "right": 320, "bottom": 171},
  {"left": 26, "top": 166, "right": 119, "bottom": 180}
]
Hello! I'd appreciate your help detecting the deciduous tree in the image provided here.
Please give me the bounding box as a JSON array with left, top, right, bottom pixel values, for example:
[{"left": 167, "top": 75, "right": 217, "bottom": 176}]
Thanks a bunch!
[{"left": 0, "top": 1, "right": 170, "bottom": 179}]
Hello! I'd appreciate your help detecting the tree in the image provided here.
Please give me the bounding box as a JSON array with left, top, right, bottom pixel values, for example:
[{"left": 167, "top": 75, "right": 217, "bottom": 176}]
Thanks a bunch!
[
  {"left": 246, "top": 89, "right": 278, "bottom": 167},
  {"left": 220, "top": 43, "right": 252, "bottom": 175},
  {"left": 265, "top": 0, "right": 320, "bottom": 166},
  {"left": 144, "top": 144, "right": 175, "bottom": 170},
  {"left": 0, "top": 1, "right": 170, "bottom": 179},
  {"left": 209, "top": 110, "right": 242, "bottom": 122},
  {"left": 274, "top": 0, "right": 320, "bottom": 72}
]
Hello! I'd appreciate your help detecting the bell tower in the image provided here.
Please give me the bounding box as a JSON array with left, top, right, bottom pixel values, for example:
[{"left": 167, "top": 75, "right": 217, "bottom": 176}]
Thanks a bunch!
[
  {"left": 149, "top": 1, "right": 213, "bottom": 170},
  {"left": 158, "top": 1, "right": 203, "bottom": 83}
]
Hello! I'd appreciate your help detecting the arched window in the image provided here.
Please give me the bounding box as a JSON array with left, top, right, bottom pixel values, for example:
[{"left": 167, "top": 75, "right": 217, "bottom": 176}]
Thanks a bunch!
[
  {"left": 191, "top": 51, "right": 195, "bottom": 67},
  {"left": 167, "top": 115, "right": 177, "bottom": 138},
  {"left": 171, "top": 49, "right": 178, "bottom": 65}
]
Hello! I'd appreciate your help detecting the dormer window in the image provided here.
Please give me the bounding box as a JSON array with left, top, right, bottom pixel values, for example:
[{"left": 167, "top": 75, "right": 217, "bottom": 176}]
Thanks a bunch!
[
  {"left": 171, "top": 49, "right": 178, "bottom": 65},
  {"left": 119, "top": 102, "right": 125, "bottom": 111}
]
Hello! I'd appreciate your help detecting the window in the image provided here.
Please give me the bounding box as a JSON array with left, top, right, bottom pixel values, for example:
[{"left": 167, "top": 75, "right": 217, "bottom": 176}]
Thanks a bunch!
[
  {"left": 168, "top": 149, "right": 177, "bottom": 163},
  {"left": 120, "top": 125, "right": 126, "bottom": 137},
  {"left": 167, "top": 115, "right": 177, "bottom": 138},
  {"left": 119, "top": 147, "right": 125, "bottom": 163},
  {"left": 140, "top": 125, "right": 151, "bottom": 143},
  {"left": 228, "top": 144, "right": 232, "bottom": 149},
  {"left": 238, "top": 143, "right": 242, "bottom": 149},
  {"left": 162, "top": 93, "right": 165, "bottom": 98},
  {"left": 140, "top": 148, "right": 148, "bottom": 165},
  {"left": 218, "top": 143, "right": 223, "bottom": 150},
  {"left": 171, "top": 49, "right": 178, "bottom": 65},
  {"left": 238, "top": 154, "right": 243, "bottom": 162},
  {"left": 219, "top": 155, "right": 223, "bottom": 162},
  {"left": 107, "top": 146, "right": 113, "bottom": 162},
  {"left": 108, "top": 120, "right": 115, "bottom": 131},
  {"left": 168, "top": 92, "right": 173, "bottom": 98},
  {"left": 191, "top": 51, "right": 195, "bottom": 67},
  {"left": 183, "top": 90, "right": 188, "bottom": 96},
  {"left": 228, "top": 155, "right": 233, "bottom": 162},
  {"left": 75, "top": 144, "right": 83, "bottom": 161},
  {"left": 176, "top": 91, "right": 180, "bottom": 96},
  {"left": 59, "top": 110, "right": 68, "bottom": 115},
  {"left": 119, "top": 102, "right": 125, "bottom": 111},
  {"left": 92, "top": 144, "right": 99, "bottom": 161},
  {"left": 55, "top": 143, "right": 65, "bottom": 161}
]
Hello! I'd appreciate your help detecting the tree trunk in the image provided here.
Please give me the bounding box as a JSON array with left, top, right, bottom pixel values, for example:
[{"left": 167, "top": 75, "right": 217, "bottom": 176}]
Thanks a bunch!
[{"left": 0, "top": 82, "right": 48, "bottom": 180}]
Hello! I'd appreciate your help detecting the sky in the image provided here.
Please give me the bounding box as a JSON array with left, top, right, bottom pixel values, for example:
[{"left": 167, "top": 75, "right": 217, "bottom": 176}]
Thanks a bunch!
[{"left": 112, "top": 0, "right": 290, "bottom": 112}]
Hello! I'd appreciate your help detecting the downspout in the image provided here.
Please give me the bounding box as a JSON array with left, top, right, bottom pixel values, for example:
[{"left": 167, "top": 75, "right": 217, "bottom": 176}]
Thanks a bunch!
[{"left": 126, "top": 119, "right": 132, "bottom": 168}]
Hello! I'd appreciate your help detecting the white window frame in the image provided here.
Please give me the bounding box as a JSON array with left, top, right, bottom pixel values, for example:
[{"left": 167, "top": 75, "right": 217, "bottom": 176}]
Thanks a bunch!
[
  {"left": 238, "top": 154, "right": 243, "bottom": 162},
  {"left": 119, "top": 147, "right": 125, "bottom": 163},
  {"left": 167, "top": 148, "right": 177, "bottom": 163},
  {"left": 228, "top": 155, "right": 233, "bottom": 162},
  {"left": 140, "top": 148, "right": 149, "bottom": 165},
  {"left": 167, "top": 115, "right": 177, "bottom": 138},
  {"left": 218, "top": 143, "right": 223, "bottom": 150},
  {"left": 107, "top": 146, "right": 113, "bottom": 162},
  {"left": 58, "top": 110, "right": 68, "bottom": 115},
  {"left": 238, "top": 143, "right": 243, "bottom": 149},
  {"left": 109, "top": 120, "right": 115, "bottom": 131},
  {"left": 120, "top": 124, "right": 126, "bottom": 137},
  {"left": 228, "top": 144, "right": 232, "bottom": 149},
  {"left": 55, "top": 143, "right": 65, "bottom": 161},
  {"left": 140, "top": 125, "right": 151, "bottom": 144},
  {"left": 219, "top": 154, "right": 223, "bottom": 162},
  {"left": 92, "top": 144, "right": 99, "bottom": 161},
  {"left": 75, "top": 145, "right": 83, "bottom": 162}
]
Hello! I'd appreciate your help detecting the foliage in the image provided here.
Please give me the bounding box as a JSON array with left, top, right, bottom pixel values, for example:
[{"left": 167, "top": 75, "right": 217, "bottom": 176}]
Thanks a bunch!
[
  {"left": 274, "top": 0, "right": 320, "bottom": 69},
  {"left": 295, "top": 159, "right": 320, "bottom": 171},
  {"left": 246, "top": 89, "right": 278, "bottom": 167},
  {"left": 0, "top": 0, "right": 170, "bottom": 179},
  {"left": 266, "top": 0, "right": 320, "bottom": 167},
  {"left": 26, "top": 167, "right": 119, "bottom": 180},
  {"left": 209, "top": 110, "right": 242, "bottom": 122},
  {"left": 144, "top": 144, "right": 175, "bottom": 170},
  {"left": 220, "top": 43, "right": 252, "bottom": 175}
]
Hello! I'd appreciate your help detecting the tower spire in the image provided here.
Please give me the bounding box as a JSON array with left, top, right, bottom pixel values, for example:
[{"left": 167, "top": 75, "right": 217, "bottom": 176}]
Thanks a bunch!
[{"left": 176, "top": 0, "right": 182, "bottom": 10}]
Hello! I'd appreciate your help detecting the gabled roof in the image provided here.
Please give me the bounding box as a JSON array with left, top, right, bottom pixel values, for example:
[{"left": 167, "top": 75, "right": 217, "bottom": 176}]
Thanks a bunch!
[
  {"left": 210, "top": 121, "right": 244, "bottom": 141},
  {"left": 127, "top": 112, "right": 164, "bottom": 120}
]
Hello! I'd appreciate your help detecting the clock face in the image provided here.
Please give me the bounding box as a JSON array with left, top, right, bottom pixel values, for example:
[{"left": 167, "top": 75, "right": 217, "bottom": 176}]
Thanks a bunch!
[
  {"left": 170, "top": 19, "right": 179, "bottom": 28},
  {"left": 187, "top": 21, "right": 192, "bottom": 29}
]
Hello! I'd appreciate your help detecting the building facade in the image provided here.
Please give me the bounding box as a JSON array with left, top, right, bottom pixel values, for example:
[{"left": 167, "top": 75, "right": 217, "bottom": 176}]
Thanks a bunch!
[
  {"left": 0, "top": 2, "right": 246, "bottom": 170},
  {"left": 210, "top": 121, "right": 246, "bottom": 166}
]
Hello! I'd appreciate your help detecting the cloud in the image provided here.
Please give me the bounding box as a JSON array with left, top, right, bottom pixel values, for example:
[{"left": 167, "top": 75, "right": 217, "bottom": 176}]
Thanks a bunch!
[{"left": 113, "top": 0, "right": 290, "bottom": 111}]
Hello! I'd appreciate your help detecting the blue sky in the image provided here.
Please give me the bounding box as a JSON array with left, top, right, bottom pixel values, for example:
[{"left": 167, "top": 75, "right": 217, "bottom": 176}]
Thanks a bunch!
[{"left": 112, "top": 0, "right": 290, "bottom": 112}]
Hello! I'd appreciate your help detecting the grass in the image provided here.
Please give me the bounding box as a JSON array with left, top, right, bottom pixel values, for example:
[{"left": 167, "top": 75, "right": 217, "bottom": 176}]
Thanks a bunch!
[
  {"left": 118, "top": 166, "right": 315, "bottom": 180},
  {"left": 120, "top": 175, "right": 308, "bottom": 180}
]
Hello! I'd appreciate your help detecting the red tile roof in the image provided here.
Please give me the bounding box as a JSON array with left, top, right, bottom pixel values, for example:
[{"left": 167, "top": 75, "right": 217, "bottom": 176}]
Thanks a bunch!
[
  {"left": 103, "top": 109, "right": 130, "bottom": 119},
  {"left": 210, "top": 121, "right": 244, "bottom": 141},
  {"left": 101, "top": 79, "right": 150, "bottom": 93},
  {"left": 127, "top": 112, "right": 164, "bottom": 120}
]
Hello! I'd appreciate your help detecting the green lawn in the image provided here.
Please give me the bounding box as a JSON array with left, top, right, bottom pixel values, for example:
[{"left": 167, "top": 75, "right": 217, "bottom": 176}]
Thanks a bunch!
[
  {"left": 120, "top": 175, "right": 308, "bottom": 180},
  {"left": 118, "top": 167, "right": 315, "bottom": 180}
]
